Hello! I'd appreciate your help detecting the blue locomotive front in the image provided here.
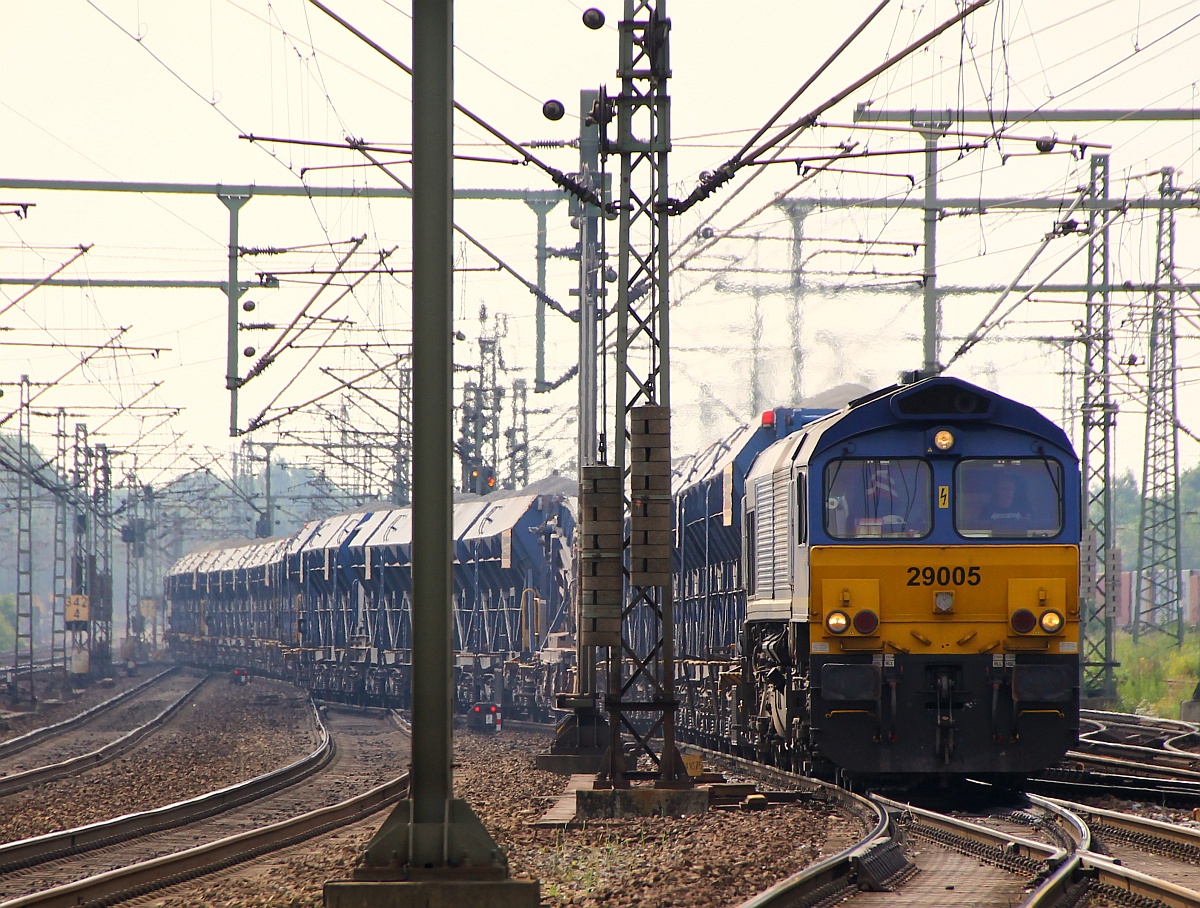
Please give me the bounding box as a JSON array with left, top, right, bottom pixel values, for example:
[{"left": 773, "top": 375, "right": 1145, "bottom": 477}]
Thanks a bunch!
[{"left": 676, "top": 376, "right": 1081, "bottom": 780}]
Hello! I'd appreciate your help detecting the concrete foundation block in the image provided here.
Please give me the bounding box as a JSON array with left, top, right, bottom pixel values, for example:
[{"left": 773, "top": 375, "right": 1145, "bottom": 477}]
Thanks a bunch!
[
  {"left": 1181, "top": 700, "right": 1200, "bottom": 723},
  {"left": 576, "top": 787, "right": 709, "bottom": 819},
  {"left": 534, "top": 752, "right": 605, "bottom": 775},
  {"left": 324, "top": 880, "right": 540, "bottom": 908}
]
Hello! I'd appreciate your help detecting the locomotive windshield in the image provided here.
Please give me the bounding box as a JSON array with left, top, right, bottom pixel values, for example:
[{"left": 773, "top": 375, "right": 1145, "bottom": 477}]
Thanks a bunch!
[
  {"left": 824, "top": 458, "right": 932, "bottom": 539},
  {"left": 955, "top": 459, "right": 1063, "bottom": 538}
]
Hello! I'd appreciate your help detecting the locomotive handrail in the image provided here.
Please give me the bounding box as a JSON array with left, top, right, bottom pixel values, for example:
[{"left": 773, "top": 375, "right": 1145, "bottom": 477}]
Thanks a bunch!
[
  {"left": 0, "top": 770, "right": 409, "bottom": 908},
  {"left": 0, "top": 666, "right": 176, "bottom": 762},
  {"left": 0, "top": 672, "right": 207, "bottom": 799},
  {"left": 0, "top": 695, "right": 331, "bottom": 874}
]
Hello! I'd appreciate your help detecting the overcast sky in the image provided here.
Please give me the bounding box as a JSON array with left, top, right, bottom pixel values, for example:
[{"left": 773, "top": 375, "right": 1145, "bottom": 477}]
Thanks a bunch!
[{"left": 2, "top": 1, "right": 1199, "bottom": 489}]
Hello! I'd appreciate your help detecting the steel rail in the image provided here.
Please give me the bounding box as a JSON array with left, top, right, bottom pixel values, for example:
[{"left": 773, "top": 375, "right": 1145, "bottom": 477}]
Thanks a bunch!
[
  {"left": 0, "top": 673, "right": 208, "bottom": 798},
  {"left": 0, "top": 771, "right": 410, "bottom": 908},
  {"left": 872, "top": 793, "right": 1064, "bottom": 864},
  {"left": 1071, "top": 738, "right": 1200, "bottom": 771},
  {"left": 692, "top": 749, "right": 912, "bottom": 908},
  {"left": 1079, "top": 855, "right": 1200, "bottom": 908},
  {"left": 1080, "top": 709, "right": 1198, "bottom": 734},
  {"left": 1050, "top": 796, "right": 1200, "bottom": 854},
  {"left": 1058, "top": 749, "right": 1200, "bottom": 784},
  {"left": 1078, "top": 708, "right": 1200, "bottom": 759},
  {"left": 0, "top": 697, "right": 331, "bottom": 874},
  {"left": 1023, "top": 795, "right": 1200, "bottom": 906},
  {"left": 0, "top": 667, "right": 177, "bottom": 761},
  {"left": 1029, "top": 765, "right": 1200, "bottom": 807}
]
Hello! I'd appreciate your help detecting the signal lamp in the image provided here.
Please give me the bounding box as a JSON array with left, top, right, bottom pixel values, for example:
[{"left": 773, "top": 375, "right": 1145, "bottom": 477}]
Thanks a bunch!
[
  {"left": 933, "top": 429, "right": 955, "bottom": 451},
  {"left": 1010, "top": 608, "right": 1037, "bottom": 634},
  {"left": 826, "top": 611, "right": 849, "bottom": 634},
  {"left": 489, "top": 705, "right": 497, "bottom": 713},
  {"left": 852, "top": 609, "right": 879, "bottom": 635},
  {"left": 473, "top": 705, "right": 481, "bottom": 713},
  {"left": 761, "top": 410, "right": 775, "bottom": 427},
  {"left": 1039, "top": 610, "right": 1064, "bottom": 634}
]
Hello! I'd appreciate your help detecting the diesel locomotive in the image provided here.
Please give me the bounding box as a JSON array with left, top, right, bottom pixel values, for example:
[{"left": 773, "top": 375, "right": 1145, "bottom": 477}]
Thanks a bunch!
[{"left": 673, "top": 375, "right": 1081, "bottom": 781}]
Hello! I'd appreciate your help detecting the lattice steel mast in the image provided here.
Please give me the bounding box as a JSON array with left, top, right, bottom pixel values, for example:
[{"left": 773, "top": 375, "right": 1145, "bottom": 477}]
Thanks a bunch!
[
  {"left": 1132, "top": 167, "right": 1184, "bottom": 645},
  {"left": 92, "top": 443, "right": 114, "bottom": 676},
  {"left": 13, "top": 375, "right": 35, "bottom": 703},
  {"left": 51, "top": 409, "right": 69, "bottom": 681},
  {"left": 1079, "top": 154, "right": 1119, "bottom": 698},
  {"left": 70, "top": 423, "right": 91, "bottom": 676},
  {"left": 594, "top": 0, "right": 688, "bottom": 788}
]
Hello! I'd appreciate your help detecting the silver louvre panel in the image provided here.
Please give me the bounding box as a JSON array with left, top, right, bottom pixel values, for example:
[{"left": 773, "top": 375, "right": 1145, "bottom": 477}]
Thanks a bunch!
[
  {"left": 754, "top": 476, "right": 775, "bottom": 595},
  {"left": 769, "top": 469, "right": 791, "bottom": 598}
]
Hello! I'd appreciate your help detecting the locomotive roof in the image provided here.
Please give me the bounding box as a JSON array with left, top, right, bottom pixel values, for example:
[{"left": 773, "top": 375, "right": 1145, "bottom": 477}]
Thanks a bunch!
[
  {"left": 801, "top": 375, "right": 1074, "bottom": 458},
  {"left": 738, "top": 377, "right": 1073, "bottom": 485}
]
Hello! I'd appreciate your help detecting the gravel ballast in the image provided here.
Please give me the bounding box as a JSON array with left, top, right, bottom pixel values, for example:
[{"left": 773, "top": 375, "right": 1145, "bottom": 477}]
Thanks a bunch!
[
  {"left": 143, "top": 724, "right": 862, "bottom": 908},
  {"left": 0, "top": 677, "right": 317, "bottom": 845}
]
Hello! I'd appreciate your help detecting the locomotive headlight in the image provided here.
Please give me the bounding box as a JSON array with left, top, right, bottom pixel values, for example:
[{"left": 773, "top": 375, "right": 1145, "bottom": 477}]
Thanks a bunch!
[
  {"left": 1039, "top": 610, "right": 1064, "bottom": 634},
  {"left": 933, "top": 429, "right": 955, "bottom": 451},
  {"left": 826, "top": 611, "right": 850, "bottom": 634}
]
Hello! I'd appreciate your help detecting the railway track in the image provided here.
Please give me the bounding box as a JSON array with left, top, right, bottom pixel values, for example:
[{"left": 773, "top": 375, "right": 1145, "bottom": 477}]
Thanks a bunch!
[
  {"left": 704, "top": 734, "right": 1200, "bottom": 907},
  {"left": 0, "top": 668, "right": 176, "bottom": 763},
  {"left": 0, "top": 706, "right": 409, "bottom": 907},
  {"left": 0, "top": 669, "right": 201, "bottom": 798}
]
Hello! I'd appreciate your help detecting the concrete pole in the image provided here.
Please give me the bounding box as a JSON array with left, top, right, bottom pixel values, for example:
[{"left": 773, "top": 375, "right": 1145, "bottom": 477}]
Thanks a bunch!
[
  {"left": 919, "top": 128, "right": 944, "bottom": 376},
  {"left": 410, "top": 0, "right": 454, "bottom": 841},
  {"left": 221, "top": 194, "right": 249, "bottom": 436},
  {"left": 577, "top": 89, "right": 600, "bottom": 700}
]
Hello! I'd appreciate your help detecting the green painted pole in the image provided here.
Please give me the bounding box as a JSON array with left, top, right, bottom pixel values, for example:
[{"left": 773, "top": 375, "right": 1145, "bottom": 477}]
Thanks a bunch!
[{"left": 410, "top": 0, "right": 454, "bottom": 844}]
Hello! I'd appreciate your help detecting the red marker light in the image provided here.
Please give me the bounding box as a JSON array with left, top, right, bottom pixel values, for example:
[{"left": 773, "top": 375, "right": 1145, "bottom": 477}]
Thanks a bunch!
[
  {"left": 473, "top": 705, "right": 481, "bottom": 713},
  {"left": 490, "top": 705, "right": 497, "bottom": 713},
  {"left": 1011, "top": 609, "right": 1037, "bottom": 634},
  {"left": 761, "top": 410, "right": 775, "bottom": 427}
]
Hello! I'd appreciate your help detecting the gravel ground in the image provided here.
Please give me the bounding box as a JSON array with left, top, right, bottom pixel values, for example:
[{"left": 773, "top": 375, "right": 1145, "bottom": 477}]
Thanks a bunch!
[
  {"left": 1081, "top": 794, "right": 1200, "bottom": 830},
  {"left": 144, "top": 724, "right": 862, "bottom": 908},
  {"left": 0, "top": 676, "right": 317, "bottom": 844},
  {"left": 0, "top": 669, "right": 161, "bottom": 741}
]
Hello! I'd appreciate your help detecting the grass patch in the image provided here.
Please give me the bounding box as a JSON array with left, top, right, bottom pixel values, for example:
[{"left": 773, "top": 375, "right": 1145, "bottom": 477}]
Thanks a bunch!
[{"left": 1113, "top": 627, "right": 1200, "bottom": 717}]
